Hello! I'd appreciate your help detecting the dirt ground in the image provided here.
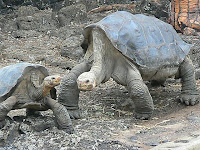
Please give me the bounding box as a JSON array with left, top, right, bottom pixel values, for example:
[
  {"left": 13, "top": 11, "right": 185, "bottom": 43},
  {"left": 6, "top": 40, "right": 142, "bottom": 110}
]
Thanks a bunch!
[{"left": 1, "top": 4, "right": 200, "bottom": 150}]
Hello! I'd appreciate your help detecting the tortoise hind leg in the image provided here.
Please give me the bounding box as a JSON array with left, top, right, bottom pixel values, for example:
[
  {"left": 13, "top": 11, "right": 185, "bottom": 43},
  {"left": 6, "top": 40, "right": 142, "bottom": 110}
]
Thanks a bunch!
[
  {"left": 126, "top": 70, "right": 154, "bottom": 119},
  {"left": 0, "top": 96, "right": 17, "bottom": 128},
  {"left": 178, "top": 56, "right": 200, "bottom": 105}
]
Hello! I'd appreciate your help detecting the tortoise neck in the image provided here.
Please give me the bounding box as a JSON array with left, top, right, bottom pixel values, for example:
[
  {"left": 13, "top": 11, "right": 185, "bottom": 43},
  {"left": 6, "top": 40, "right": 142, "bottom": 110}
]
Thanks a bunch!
[
  {"left": 90, "top": 28, "right": 106, "bottom": 85},
  {"left": 32, "top": 83, "right": 52, "bottom": 101},
  {"left": 42, "top": 83, "right": 52, "bottom": 98}
]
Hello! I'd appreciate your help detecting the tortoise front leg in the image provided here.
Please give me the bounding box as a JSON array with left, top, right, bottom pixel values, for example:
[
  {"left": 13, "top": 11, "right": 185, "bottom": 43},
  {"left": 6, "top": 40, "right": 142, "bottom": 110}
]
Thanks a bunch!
[
  {"left": 178, "top": 56, "right": 200, "bottom": 105},
  {"left": 44, "top": 97, "right": 74, "bottom": 134},
  {"left": 0, "top": 96, "right": 17, "bottom": 128},
  {"left": 58, "top": 61, "right": 91, "bottom": 119},
  {"left": 126, "top": 70, "right": 154, "bottom": 119}
]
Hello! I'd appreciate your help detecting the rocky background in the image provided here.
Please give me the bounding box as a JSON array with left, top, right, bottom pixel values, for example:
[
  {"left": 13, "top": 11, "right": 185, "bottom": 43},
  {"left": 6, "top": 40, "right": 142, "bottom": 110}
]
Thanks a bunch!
[{"left": 1, "top": 0, "right": 200, "bottom": 149}]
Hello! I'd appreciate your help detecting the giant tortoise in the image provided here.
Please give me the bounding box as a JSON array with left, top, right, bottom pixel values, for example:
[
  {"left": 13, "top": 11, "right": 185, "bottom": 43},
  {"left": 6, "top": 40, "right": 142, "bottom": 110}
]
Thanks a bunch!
[
  {"left": 0, "top": 63, "right": 73, "bottom": 133},
  {"left": 58, "top": 11, "right": 199, "bottom": 119}
]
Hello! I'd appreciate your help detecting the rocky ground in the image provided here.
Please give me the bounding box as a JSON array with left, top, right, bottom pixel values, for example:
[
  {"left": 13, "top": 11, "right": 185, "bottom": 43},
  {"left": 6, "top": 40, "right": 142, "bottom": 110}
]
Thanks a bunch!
[{"left": 1, "top": 3, "right": 200, "bottom": 150}]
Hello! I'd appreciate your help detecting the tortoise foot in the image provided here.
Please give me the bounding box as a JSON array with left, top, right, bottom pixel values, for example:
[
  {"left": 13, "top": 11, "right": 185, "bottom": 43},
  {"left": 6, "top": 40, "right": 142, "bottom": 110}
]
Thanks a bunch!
[
  {"left": 68, "top": 109, "right": 81, "bottom": 119},
  {"left": 179, "top": 94, "right": 200, "bottom": 106},
  {"left": 59, "top": 125, "right": 74, "bottom": 134},
  {"left": 134, "top": 112, "right": 152, "bottom": 120}
]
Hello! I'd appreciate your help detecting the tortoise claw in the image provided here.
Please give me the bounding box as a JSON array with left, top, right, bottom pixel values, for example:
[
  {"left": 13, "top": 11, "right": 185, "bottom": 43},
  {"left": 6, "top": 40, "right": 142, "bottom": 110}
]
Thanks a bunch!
[
  {"left": 68, "top": 109, "right": 81, "bottom": 119},
  {"left": 179, "top": 94, "right": 200, "bottom": 106},
  {"left": 61, "top": 125, "right": 74, "bottom": 134},
  {"left": 134, "top": 112, "right": 152, "bottom": 120}
]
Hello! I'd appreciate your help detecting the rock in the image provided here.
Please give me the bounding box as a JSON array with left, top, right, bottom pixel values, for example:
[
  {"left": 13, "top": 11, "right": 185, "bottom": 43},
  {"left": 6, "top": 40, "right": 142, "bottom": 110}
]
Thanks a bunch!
[
  {"left": 60, "top": 34, "right": 84, "bottom": 60},
  {"left": 57, "top": 4, "right": 87, "bottom": 27},
  {"left": 0, "top": 130, "right": 5, "bottom": 146},
  {"left": 174, "top": 140, "right": 189, "bottom": 143},
  {"left": 0, "top": 119, "right": 20, "bottom": 147},
  {"left": 46, "top": 58, "right": 77, "bottom": 69},
  {"left": 60, "top": 45, "right": 84, "bottom": 60},
  {"left": 129, "top": 136, "right": 138, "bottom": 142},
  {"left": 0, "top": 14, "right": 18, "bottom": 32},
  {"left": 17, "top": 6, "right": 39, "bottom": 17},
  {"left": 12, "top": 30, "right": 40, "bottom": 38},
  {"left": 16, "top": 6, "right": 57, "bottom": 32},
  {"left": 151, "top": 136, "right": 200, "bottom": 150},
  {"left": 187, "top": 115, "right": 200, "bottom": 123},
  {"left": 145, "top": 141, "right": 159, "bottom": 146},
  {"left": 19, "top": 116, "right": 56, "bottom": 134}
]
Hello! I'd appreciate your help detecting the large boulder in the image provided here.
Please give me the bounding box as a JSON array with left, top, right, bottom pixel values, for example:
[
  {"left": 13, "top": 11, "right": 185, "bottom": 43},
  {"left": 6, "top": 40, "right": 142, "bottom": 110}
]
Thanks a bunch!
[
  {"left": 60, "top": 36, "right": 84, "bottom": 60},
  {"left": 57, "top": 4, "right": 87, "bottom": 27},
  {"left": 16, "top": 6, "right": 58, "bottom": 31}
]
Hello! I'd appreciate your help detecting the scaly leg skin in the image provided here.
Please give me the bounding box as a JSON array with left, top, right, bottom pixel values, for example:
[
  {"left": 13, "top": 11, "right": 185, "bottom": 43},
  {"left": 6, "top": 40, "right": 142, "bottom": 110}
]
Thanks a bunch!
[
  {"left": 44, "top": 97, "right": 74, "bottom": 134},
  {"left": 179, "top": 57, "right": 200, "bottom": 105},
  {"left": 0, "top": 96, "right": 17, "bottom": 128},
  {"left": 127, "top": 71, "right": 154, "bottom": 120},
  {"left": 58, "top": 61, "right": 91, "bottom": 119}
]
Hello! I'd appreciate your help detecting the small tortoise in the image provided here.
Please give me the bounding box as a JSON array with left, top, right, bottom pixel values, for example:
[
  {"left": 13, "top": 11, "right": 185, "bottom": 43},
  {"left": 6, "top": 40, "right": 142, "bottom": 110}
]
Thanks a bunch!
[
  {"left": 58, "top": 11, "right": 200, "bottom": 119},
  {"left": 0, "top": 63, "right": 73, "bottom": 133}
]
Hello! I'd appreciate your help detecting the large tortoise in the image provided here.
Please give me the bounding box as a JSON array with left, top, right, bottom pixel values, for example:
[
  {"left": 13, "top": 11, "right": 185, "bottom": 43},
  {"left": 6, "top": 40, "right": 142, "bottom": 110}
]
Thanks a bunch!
[
  {"left": 0, "top": 63, "right": 73, "bottom": 133},
  {"left": 58, "top": 11, "right": 199, "bottom": 119}
]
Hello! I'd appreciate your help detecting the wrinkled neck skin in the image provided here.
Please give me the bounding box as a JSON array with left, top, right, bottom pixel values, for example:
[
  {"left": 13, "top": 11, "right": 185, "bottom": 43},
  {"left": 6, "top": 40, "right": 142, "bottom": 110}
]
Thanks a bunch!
[
  {"left": 42, "top": 83, "right": 52, "bottom": 98},
  {"left": 32, "top": 82, "right": 52, "bottom": 101},
  {"left": 88, "top": 28, "right": 111, "bottom": 86},
  {"left": 78, "top": 28, "right": 115, "bottom": 90}
]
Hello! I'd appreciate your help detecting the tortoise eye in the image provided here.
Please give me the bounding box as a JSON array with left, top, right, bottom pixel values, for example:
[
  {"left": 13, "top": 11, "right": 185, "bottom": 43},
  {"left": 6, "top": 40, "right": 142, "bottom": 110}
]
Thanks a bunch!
[
  {"left": 52, "top": 77, "right": 55, "bottom": 80},
  {"left": 86, "top": 80, "right": 90, "bottom": 83}
]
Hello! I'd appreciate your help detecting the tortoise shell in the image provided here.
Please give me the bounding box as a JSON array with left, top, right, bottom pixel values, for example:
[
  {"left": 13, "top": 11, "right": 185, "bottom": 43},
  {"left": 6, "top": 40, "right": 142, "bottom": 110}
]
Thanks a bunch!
[
  {"left": 0, "top": 63, "right": 49, "bottom": 101},
  {"left": 82, "top": 11, "right": 192, "bottom": 68}
]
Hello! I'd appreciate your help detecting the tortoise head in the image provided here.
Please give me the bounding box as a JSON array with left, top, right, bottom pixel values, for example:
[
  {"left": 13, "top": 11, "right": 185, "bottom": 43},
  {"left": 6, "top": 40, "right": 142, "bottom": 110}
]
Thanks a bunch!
[
  {"left": 77, "top": 72, "right": 96, "bottom": 91},
  {"left": 43, "top": 75, "right": 61, "bottom": 88}
]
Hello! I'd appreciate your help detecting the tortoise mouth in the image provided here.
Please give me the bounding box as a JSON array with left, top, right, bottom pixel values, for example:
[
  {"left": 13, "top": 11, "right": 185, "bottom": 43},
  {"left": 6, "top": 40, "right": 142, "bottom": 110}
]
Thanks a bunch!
[
  {"left": 52, "top": 76, "right": 61, "bottom": 85},
  {"left": 77, "top": 80, "right": 96, "bottom": 91},
  {"left": 46, "top": 76, "right": 61, "bottom": 87},
  {"left": 49, "top": 79, "right": 60, "bottom": 86},
  {"left": 77, "top": 72, "right": 97, "bottom": 91}
]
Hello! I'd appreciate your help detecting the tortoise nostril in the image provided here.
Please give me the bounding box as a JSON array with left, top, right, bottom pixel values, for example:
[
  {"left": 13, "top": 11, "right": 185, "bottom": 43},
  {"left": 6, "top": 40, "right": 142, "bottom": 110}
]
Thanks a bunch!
[{"left": 86, "top": 80, "right": 90, "bottom": 83}]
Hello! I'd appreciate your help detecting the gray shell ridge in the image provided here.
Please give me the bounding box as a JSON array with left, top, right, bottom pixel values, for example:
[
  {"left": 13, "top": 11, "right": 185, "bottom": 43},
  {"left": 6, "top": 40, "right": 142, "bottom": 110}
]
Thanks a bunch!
[
  {"left": 0, "top": 63, "right": 49, "bottom": 98},
  {"left": 82, "top": 11, "right": 192, "bottom": 68}
]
